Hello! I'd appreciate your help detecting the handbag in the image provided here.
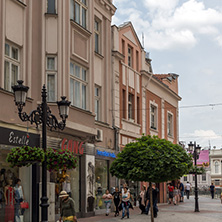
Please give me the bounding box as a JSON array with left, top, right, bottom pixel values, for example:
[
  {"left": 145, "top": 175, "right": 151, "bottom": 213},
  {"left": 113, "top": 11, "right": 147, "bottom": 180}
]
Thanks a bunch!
[{"left": 20, "top": 201, "right": 29, "bottom": 209}]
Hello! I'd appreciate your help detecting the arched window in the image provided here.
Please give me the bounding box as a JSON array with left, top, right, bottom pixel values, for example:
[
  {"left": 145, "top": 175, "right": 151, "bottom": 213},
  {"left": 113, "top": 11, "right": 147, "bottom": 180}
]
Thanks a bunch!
[{"left": 215, "top": 161, "right": 219, "bottom": 173}]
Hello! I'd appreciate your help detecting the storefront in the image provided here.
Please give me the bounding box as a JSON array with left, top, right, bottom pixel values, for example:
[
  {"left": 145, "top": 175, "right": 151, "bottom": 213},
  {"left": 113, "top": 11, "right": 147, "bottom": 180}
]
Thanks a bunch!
[
  {"left": 95, "top": 149, "right": 116, "bottom": 212},
  {"left": 0, "top": 126, "right": 40, "bottom": 222}
]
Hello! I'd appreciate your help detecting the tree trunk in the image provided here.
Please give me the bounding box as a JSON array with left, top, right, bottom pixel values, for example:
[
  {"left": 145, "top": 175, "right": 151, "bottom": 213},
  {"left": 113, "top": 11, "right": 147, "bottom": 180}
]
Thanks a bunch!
[{"left": 149, "top": 182, "right": 154, "bottom": 222}]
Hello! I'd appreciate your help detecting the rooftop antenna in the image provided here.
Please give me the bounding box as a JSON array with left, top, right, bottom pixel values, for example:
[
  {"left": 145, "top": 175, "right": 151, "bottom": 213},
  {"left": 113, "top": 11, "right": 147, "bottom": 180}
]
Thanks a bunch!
[
  {"left": 142, "top": 32, "right": 144, "bottom": 48},
  {"left": 209, "top": 140, "right": 211, "bottom": 150}
]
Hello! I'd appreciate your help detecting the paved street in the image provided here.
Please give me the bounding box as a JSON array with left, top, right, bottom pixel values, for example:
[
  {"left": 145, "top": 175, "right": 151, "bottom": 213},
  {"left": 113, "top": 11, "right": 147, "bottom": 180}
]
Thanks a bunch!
[{"left": 78, "top": 196, "right": 222, "bottom": 222}]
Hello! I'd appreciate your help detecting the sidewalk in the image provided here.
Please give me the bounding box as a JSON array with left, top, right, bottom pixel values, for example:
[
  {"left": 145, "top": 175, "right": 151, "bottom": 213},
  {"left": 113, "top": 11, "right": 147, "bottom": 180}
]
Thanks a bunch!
[{"left": 78, "top": 196, "right": 222, "bottom": 222}]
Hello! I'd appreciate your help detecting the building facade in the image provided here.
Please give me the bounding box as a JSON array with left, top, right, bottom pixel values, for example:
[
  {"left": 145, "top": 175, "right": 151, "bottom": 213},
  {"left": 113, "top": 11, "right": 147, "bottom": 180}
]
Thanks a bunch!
[
  {"left": 111, "top": 22, "right": 181, "bottom": 203},
  {"left": 0, "top": 0, "right": 116, "bottom": 221}
]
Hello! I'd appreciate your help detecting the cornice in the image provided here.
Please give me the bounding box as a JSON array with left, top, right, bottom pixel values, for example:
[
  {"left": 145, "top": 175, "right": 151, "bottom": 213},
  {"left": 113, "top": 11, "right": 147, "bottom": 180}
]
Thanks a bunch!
[{"left": 95, "top": 0, "right": 117, "bottom": 16}]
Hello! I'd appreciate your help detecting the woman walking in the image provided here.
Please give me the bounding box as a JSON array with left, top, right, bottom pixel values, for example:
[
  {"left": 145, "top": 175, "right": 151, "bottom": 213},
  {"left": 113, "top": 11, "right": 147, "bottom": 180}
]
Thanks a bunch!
[
  {"left": 173, "top": 186, "right": 180, "bottom": 205},
  {"left": 59, "top": 191, "right": 77, "bottom": 222},
  {"left": 139, "top": 185, "right": 146, "bottom": 214},
  {"left": 112, "top": 187, "right": 121, "bottom": 217},
  {"left": 168, "top": 183, "right": 174, "bottom": 204},
  {"left": 121, "top": 187, "right": 130, "bottom": 219},
  {"left": 102, "top": 189, "right": 112, "bottom": 216}
]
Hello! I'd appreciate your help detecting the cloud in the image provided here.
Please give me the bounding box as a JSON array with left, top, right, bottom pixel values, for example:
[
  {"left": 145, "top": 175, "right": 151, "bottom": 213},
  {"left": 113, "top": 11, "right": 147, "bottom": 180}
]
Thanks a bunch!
[{"left": 215, "top": 35, "right": 222, "bottom": 47}]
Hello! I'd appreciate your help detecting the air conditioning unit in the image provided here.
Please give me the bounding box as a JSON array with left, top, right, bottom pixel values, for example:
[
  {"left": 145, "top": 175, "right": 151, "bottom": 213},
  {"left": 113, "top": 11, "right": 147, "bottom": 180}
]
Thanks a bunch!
[{"left": 95, "top": 129, "right": 103, "bottom": 142}]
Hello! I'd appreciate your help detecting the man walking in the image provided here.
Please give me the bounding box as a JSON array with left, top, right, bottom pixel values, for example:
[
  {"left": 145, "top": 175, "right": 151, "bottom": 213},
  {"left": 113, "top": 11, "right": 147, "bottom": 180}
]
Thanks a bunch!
[
  {"left": 210, "top": 183, "right": 215, "bottom": 199},
  {"left": 185, "top": 181, "right": 191, "bottom": 199},
  {"left": 178, "top": 181, "right": 184, "bottom": 202}
]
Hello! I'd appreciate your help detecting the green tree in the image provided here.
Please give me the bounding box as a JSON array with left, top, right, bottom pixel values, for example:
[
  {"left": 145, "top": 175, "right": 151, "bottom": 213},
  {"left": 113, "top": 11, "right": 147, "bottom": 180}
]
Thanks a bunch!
[{"left": 110, "top": 135, "right": 193, "bottom": 222}]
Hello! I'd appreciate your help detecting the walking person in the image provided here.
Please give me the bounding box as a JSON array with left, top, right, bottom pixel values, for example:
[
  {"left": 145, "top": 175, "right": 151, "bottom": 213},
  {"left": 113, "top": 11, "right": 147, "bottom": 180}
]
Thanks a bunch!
[
  {"left": 102, "top": 189, "right": 112, "bottom": 216},
  {"left": 178, "top": 180, "right": 184, "bottom": 202},
  {"left": 185, "top": 181, "right": 191, "bottom": 199},
  {"left": 121, "top": 187, "right": 130, "bottom": 219},
  {"left": 14, "top": 178, "right": 26, "bottom": 222},
  {"left": 139, "top": 185, "right": 146, "bottom": 214},
  {"left": 59, "top": 191, "right": 77, "bottom": 222},
  {"left": 112, "top": 187, "right": 121, "bottom": 217},
  {"left": 209, "top": 183, "right": 215, "bottom": 199},
  {"left": 167, "top": 183, "right": 174, "bottom": 204},
  {"left": 173, "top": 186, "right": 179, "bottom": 205}
]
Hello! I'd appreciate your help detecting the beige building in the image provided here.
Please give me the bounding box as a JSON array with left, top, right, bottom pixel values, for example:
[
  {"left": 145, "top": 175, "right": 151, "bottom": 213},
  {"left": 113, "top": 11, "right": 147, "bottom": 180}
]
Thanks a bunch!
[
  {"left": 112, "top": 22, "right": 181, "bottom": 203},
  {"left": 0, "top": 0, "right": 116, "bottom": 221}
]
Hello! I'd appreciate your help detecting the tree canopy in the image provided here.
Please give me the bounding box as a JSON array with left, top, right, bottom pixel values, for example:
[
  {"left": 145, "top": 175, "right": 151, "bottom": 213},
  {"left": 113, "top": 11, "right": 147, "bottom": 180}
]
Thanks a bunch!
[{"left": 110, "top": 135, "right": 193, "bottom": 183}]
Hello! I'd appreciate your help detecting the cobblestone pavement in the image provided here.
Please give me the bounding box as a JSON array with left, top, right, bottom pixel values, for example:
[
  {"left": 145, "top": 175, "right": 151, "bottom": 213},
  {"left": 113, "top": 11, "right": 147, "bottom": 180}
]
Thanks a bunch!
[{"left": 78, "top": 196, "right": 222, "bottom": 222}]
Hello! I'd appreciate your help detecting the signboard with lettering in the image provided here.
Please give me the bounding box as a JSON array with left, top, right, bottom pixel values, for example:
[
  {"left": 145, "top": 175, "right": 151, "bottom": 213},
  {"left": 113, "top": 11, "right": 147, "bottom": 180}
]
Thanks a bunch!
[
  {"left": 0, "top": 126, "right": 40, "bottom": 147},
  {"left": 61, "top": 138, "right": 84, "bottom": 155},
  {"left": 96, "top": 150, "right": 116, "bottom": 158}
]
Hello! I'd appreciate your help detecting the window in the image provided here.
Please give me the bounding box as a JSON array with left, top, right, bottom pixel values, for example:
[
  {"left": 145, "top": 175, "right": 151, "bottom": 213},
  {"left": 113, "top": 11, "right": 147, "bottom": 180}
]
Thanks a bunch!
[
  {"left": 128, "top": 46, "right": 132, "bottom": 67},
  {"left": 137, "top": 96, "right": 140, "bottom": 124},
  {"left": 94, "top": 19, "right": 100, "bottom": 53},
  {"left": 47, "top": 0, "right": 56, "bottom": 14},
  {"left": 215, "top": 180, "right": 220, "bottom": 186},
  {"left": 95, "top": 86, "right": 101, "bottom": 121},
  {"left": 202, "top": 173, "right": 206, "bottom": 181},
  {"left": 4, "top": 43, "right": 20, "bottom": 92},
  {"left": 70, "top": 0, "right": 87, "bottom": 29},
  {"left": 136, "top": 50, "right": 139, "bottom": 71},
  {"left": 46, "top": 56, "right": 57, "bottom": 102},
  {"left": 215, "top": 161, "right": 219, "bottom": 173},
  {"left": 184, "top": 175, "right": 187, "bottom": 181},
  {"left": 150, "top": 104, "right": 157, "bottom": 130},
  {"left": 193, "top": 175, "right": 195, "bottom": 182},
  {"left": 167, "top": 112, "right": 173, "bottom": 136},
  {"left": 122, "top": 39, "right": 125, "bottom": 55},
  {"left": 128, "top": 93, "right": 134, "bottom": 120},
  {"left": 122, "top": 89, "right": 126, "bottom": 119},
  {"left": 70, "top": 62, "right": 87, "bottom": 109}
]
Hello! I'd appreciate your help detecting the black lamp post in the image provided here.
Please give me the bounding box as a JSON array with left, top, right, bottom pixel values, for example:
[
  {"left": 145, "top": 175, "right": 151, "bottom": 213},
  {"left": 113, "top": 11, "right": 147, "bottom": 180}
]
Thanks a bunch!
[
  {"left": 188, "top": 141, "right": 201, "bottom": 212},
  {"left": 12, "top": 80, "right": 70, "bottom": 222}
]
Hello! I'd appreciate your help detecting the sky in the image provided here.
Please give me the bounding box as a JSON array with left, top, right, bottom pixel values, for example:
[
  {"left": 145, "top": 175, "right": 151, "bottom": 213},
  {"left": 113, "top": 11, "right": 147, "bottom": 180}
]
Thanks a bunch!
[{"left": 112, "top": 0, "right": 222, "bottom": 149}]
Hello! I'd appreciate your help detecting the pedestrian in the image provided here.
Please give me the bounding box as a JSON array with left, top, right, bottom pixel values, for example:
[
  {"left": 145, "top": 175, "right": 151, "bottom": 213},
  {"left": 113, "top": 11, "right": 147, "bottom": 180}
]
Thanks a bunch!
[
  {"left": 121, "top": 186, "right": 130, "bottom": 219},
  {"left": 145, "top": 183, "right": 159, "bottom": 218},
  {"left": 139, "top": 185, "right": 146, "bottom": 214},
  {"left": 112, "top": 187, "right": 121, "bottom": 217},
  {"left": 173, "top": 186, "right": 179, "bottom": 205},
  {"left": 185, "top": 181, "right": 191, "bottom": 199},
  {"left": 220, "top": 192, "right": 222, "bottom": 204},
  {"left": 14, "top": 178, "right": 26, "bottom": 222},
  {"left": 59, "top": 190, "right": 77, "bottom": 222},
  {"left": 102, "top": 189, "right": 112, "bottom": 216},
  {"left": 167, "top": 183, "right": 174, "bottom": 204},
  {"left": 178, "top": 180, "right": 184, "bottom": 202},
  {"left": 209, "top": 183, "right": 215, "bottom": 199}
]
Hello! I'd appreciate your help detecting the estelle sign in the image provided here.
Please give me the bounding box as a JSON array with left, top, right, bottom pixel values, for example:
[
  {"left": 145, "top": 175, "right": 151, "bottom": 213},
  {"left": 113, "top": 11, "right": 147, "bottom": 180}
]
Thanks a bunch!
[{"left": 61, "top": 138, "right": 84, "bottom": 155}]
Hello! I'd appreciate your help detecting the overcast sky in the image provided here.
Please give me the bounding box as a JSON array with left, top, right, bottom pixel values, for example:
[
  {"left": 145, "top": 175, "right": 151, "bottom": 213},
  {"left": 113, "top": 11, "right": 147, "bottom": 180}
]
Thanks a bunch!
[{"left": 113, "top": 0, "right": 222, "bottom": 149}]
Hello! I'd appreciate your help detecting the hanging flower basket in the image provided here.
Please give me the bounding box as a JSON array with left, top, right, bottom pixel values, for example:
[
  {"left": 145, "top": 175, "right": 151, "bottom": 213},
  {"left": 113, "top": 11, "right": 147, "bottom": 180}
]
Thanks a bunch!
[
  {"left": 6, "top": 146, "right": 45, "bottom": 168},
  {"left": 46, "top": 148, "right": 78, "bottom": 172}
]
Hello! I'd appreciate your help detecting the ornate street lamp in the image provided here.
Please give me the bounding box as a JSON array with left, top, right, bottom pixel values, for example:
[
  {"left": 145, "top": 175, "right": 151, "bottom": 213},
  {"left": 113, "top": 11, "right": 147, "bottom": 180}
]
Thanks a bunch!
[
  {"left": 188, "top": 141, "right": 201, "bottom": 212},
  {"left": 12, "top": 80, "right": 70, "bottom": 222}
]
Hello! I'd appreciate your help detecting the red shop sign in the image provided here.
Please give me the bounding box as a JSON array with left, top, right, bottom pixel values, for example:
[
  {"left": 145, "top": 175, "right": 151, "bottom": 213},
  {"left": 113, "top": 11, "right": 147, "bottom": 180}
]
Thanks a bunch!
[{"left": 61, "top": 138, "right": 84, "bottom": 155}]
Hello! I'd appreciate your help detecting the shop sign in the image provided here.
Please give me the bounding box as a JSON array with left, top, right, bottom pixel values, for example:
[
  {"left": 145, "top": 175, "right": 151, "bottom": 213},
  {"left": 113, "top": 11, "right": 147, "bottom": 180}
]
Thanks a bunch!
[
  {"left": 61, "top": 138, "right": 84, "bottom": 155},
  {"left": 0, "top": 126, "right": 40, "bottom": 147},
  {"left": 96, "top": 150, "right": 116, "bottom": 158}
]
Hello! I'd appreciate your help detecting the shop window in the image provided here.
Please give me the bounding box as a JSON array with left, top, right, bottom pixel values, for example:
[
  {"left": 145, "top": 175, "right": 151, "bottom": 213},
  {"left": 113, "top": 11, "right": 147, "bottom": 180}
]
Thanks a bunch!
[
  {"left": 95, "top": 159, "right": 108, "bottom": 210},
  {"left": 46, "top": 56, "right": 57, "bottom": 102},
  {"left": 70, "top": 0, "right": 87, "bottom": 29},
  {"left": 215, "top": 180, "right": 220, "bottom": 186},
  {"left": 94, "top": 19, "right": 101, "bottom": 54},
  {"left": 128, "top": 93, "right": 134, "bottom": 120},
  {"left": 167, "top": 112, "right": 173, "bottom": 136},
  {"left": 150, "top": 104, "right": 157, "bottom": 130},
  {"left": 47, "top": 0, "right": 56, "bottom": 14},
  {"left": 4, "top": 43, "right": 20, "bottom": 92},
  {"left": 70, "top": 62, "right": 87, "bottom": 110},
  {"left": 95, "top": 86, "right": 101, "bottom": 121}
]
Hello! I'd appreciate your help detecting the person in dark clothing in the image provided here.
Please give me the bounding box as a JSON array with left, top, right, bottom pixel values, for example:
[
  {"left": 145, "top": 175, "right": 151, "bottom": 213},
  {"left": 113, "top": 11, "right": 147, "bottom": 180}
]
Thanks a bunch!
[
  {"left": 145, "top": 183, "right": 159, "bottom": 218},
  {"left": 210, "top": 183, "right": 215, "bottom": 199},
  {"left": 112, "top": 187, "right": 121, "bottom": 217},
  {"left": 178, "top": 180, "right": 184, "bottom": 202}
]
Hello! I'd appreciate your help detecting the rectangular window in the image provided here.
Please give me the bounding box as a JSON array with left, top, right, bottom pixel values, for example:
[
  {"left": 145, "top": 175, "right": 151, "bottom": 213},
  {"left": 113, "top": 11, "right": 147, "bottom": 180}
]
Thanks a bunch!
[
  {"left": 167, "top": 113, "right": 173, "bottom": 136},
  {"left": 184, "top": 176, "right": 187, "bottom": 181},
  {"left": 202, "top": 173, "right": 206, "bottom": 181},
  {"left": 4, "top": 43, "right": 20, "bottom": 92},
  {"left": 215, "top": 180, "right": 220, "bottom": 186},
  {"left": 128, "top": 93, "right": 134, "bottom": 120},
  {"left": 122, "top": 39, "right": 125, "bottom": 55},
  {"left": 94, "top": 19, "right": 100, "bottom": 53},
  {"left": 47, "top": 0, "right": 56, "bottom": 14},
  {"left": 137, "top": 96, "right": 140, "bottom": 124},
  {"left": 136, "top": 50, "right": 139, "bottom": 71},
  {"left": 95, "top": 86, "right": 101, "bottom": 121},
  {"left": 70, "top": 62, "right": 87, "bottom": 110},
  {"left": 128, "top": 46, "right": 132, "bottom": 67},
  {"left": 71, "top": 0, "right": 87, "bottom": 28},
  {"left": 46, "top": 56, "right": 57, "bottom": 102},
  {"left": 150, "top": 104, "right": 157, "bottom": 130},
  {"left": 122, "top": 89, "right": 126, "bottom": 119}
]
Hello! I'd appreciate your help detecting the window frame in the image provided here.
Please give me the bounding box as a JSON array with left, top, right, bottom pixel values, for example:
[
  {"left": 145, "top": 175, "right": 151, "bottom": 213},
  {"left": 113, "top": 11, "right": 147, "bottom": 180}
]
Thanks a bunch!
[
  {"left": 128, "top": 45, "right": 133, "bottom": 67},
  {"left": 46, "top": 56, "right": 57, "bottom": 102},
  {"left": 215, "top": 161, "right": 219, "bottom": 174},
  {"left": 4, "top": 43, "right": 20, "bottom": 92},
  {"left": 150, "top": 103, "right": 158, "bottom": 130},
  {"left": 128, "top": 93, "right": 134, "bottom": 120},
  {"left": 95, "top": 85, "right": 101, "bottom": 121},
  {"left": 202, "top": 173, "right": 206, "bottom": 181},
  {"left": 47, "top": 0, "right": 57, "bottom": 14},
  {"left": 70, "top": 61, "right": 88, "bottom": 110},
  {"left": 94, "top": 18, "right": 101, "bottom": 54},
  {"left": 167, "top": 111, "right": 173, "bottom": 137}
]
